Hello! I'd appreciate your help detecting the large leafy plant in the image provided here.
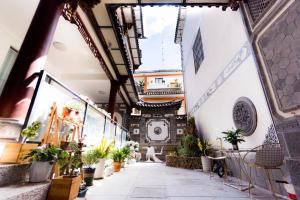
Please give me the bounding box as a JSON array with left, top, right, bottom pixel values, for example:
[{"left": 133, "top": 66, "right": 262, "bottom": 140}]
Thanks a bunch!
[
  {"left": 222, "top": 128, "right": 245, "bottom": 145},
  {"left": 94, "top": 138, "right": 115, "bottom": 159},
  {"left": 58, "top": 141, "right": 83, "bottom": 176},
  {"left": 24, "top": 144, "right": 65, "bottom": 163},
  {"left": 178, "top": 134, "right": 201, "bottom": 157}
]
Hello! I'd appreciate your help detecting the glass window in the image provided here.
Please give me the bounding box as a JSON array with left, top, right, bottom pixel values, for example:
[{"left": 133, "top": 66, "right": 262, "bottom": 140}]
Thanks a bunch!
[
  {"left": 0, "top": 47, "right": 18, "bottom": 95},
  {"left": 193, "top": 28, "right": 204, "bottom": 73}
]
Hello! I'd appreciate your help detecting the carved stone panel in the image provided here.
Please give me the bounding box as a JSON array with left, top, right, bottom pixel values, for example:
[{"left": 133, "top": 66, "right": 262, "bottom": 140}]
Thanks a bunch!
[
  {"left": 233, "top": 97, "right": 257, "bottom": 136},
  {"left": 258, "top": 1, "right": 300, "bottom": 113},
  {"left": 146, "top": 119, "right": 170, "bottom": 142}
]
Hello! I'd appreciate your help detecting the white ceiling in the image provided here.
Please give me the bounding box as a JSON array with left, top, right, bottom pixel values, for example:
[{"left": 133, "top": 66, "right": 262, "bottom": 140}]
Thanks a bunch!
[{"left": 0, "top": 0, "right": 117, "bottom": 103}]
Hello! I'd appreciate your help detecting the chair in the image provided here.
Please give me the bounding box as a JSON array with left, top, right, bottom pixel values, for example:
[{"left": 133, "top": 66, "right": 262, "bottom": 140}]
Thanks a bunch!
[
  {"left": 155, "top": 146, "right": 164, "bottom": 156},
  {"left": 243, "top": 143, "right": 284, "bottom": 197}
]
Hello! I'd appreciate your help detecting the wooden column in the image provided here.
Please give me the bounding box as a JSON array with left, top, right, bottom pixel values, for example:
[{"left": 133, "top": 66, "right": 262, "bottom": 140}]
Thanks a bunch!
[
  {"left": 108, "top": 80, "right": 121, "bottom": 120},
  {"left": 0, "top": 0, "right": 65, "bottom": 120}
]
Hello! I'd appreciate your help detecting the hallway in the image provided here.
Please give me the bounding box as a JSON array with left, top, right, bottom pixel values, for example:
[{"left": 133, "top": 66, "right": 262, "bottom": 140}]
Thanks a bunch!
[{"left": 86, "top": 163, "right": 276, "bottom": 200}]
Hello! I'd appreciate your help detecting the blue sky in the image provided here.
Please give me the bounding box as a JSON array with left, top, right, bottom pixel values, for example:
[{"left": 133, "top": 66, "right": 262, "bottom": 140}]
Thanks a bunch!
[{"left": 137, "top": 6, "right": 181, "bottom": 72}]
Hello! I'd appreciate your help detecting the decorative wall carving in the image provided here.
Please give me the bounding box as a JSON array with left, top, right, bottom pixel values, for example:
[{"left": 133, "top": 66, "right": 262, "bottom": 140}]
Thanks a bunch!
[
  {"left": 177, "top": 129, "right": 184, "bottom": 135},
  {"left": 146, "top": 119, "right": 170, "bottom": 142},
  {"left": 258, "top": 1, "right": 300, "bottom": 113},
  {"left": 264, "top": 124, "right": 279, "bottom": 144},
  {"left": 189, "top": 42, "right": 251, "bottom": 116},
  {"left": 246, "top": 0, "right": 275, "bottom": 23},
  {"left": 233, "top": 97, "right": 257, "bottom": 136},
  {"left": 133, "top": 128, "right": 139, "bottom": 135}
]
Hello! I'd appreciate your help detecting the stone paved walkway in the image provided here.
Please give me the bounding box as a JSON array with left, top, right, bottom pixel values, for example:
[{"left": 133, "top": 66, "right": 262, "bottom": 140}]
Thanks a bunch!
[{"left": 86, "top": 163, "right": 280, "bottom": 200}]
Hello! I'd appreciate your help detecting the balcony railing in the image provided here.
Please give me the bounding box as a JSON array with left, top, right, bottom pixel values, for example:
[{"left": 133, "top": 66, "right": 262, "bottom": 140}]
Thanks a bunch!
[{"left": 138, "top": 87, "right": 184, "bottom": 95}]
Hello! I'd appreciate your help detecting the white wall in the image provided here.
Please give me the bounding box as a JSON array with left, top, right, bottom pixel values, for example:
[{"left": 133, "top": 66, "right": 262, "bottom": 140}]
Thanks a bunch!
[{"left": 182, "top": 7, "right": 273, "bottom": 149}]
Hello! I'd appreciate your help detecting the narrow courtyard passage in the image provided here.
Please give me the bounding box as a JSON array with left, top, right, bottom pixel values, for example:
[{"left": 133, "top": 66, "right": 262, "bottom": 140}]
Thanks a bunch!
[{"left": 86, "top": 163, "right": 277, "bottom": 200}]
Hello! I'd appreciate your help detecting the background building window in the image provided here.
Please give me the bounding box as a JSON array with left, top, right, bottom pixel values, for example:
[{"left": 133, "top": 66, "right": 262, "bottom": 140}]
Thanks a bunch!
[
  {"left": 155, "top": 77, "right": 163, "bottom": 84},
  {"left": 193, "top": 28, "right": 204, "bottom": 73}
]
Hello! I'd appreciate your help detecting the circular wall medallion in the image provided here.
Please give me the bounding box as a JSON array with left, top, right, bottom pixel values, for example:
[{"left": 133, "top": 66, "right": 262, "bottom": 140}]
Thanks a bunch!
[
  {"left": 233, "top": 97, "right": 257, "bottom": 136},
  {"left": 154, "top": 127, "right": 162, "bottom": 135}
]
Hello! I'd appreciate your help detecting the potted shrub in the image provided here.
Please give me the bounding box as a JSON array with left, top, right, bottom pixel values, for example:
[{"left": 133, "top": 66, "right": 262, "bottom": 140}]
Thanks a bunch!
[
  {"left": 222, "top": 128, "right": 245, "bottom": 150},
  {"left": 111, "top": 149, "right": 124, "bottom": 172},
  {"left": 82, "top": 149, "right": 98, "bottom": 186},
  {"left": 0, "top": 121, "right": 41, "bottom": 163},
  {"left": 120, "top": 146, "right": 131, "bottom": 168},
  {"left": 24, "top": 144, "right": 64, "bottom": 182},
  {"left": 94, "top": 138, "right": 114, "bottom": 179},
  {"left": 47, "top": 141, "right": 83, "bottom": 200},
  {"left": 198, "top": 139, "right": 212, "bottom": 172}
]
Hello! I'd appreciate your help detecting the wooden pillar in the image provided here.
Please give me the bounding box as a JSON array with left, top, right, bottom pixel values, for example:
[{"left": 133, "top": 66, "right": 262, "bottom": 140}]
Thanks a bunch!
[
  {"left": 108, "top": 80, "right": 121, "bottom": 120},
  {"left": 0, "top": 0, "right": 65, "bottom": 120}
]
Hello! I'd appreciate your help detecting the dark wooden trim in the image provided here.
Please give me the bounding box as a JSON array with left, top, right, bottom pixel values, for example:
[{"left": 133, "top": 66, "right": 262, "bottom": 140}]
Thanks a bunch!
[
  {"left": 107, "top": 5, "right": 139, "bottom": 101},
  {"left": 98, "top": 25, "right": 113, "bottom": 28},
  {"left": 79, "top": 5, "right": 121, "bottom": 80}
]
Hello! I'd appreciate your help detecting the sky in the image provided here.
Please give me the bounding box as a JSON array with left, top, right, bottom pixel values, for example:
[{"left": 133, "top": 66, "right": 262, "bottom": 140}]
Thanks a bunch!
[{"left": 136, "top": 6, "right": 181, "bottom": 72}]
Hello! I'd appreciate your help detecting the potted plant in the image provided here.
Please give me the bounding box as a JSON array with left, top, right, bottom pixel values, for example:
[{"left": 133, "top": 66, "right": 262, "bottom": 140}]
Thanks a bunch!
[
  {"left": 137, "top": 80, "right": 145, "bottom": 93},
  {"left": 47, "top": 141, "right": 83, "bottom": 200},
  {"left": 82, "top": 149, "right": 98, "bottom": 186},
  {"left": 120, "top": 146, "right": 131, "bottom": 167},
  {"left": 111, "top": 149, "right": 124, "bottom": 172},
  {"left": 94, "top": 138, "right": 114, "bottom": 179},
  {"left": 24, "top": 144, "right": 64, "bottom": 182},
  {"left": 222, "top": 128, "right": 245, "bottom": 150},
  {"left": 198, "top": 139, "right": 212, "bottom": 172},
  {"left": 0, "top": 121, "right": 41, "bottom": 163}
]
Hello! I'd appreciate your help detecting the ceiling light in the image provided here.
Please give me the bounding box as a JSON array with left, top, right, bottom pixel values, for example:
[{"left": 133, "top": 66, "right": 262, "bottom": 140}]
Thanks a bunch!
[{"left": 53, "top": 41, "right": 67, "bottom": 51}]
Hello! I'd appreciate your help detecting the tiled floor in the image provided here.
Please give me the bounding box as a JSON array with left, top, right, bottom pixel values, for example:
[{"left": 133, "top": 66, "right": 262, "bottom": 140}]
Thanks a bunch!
[{"left": 85, "top": 162, "right": 284, "bottom": 200}]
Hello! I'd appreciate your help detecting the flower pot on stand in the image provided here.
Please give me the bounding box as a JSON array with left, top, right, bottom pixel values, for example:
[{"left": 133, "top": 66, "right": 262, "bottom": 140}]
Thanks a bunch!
[
  {"left": 83, "top": 167, "right": 96, "bottom": 186},
  {"left": 201, "top": 156, "right": 212, "bottom": 173},
  {"left": 94, "top": 158, "right": 105, "bottom": 179},
  {"left": 29, "top": 161, "right": 54, "bottom": 182},
  {"left": 113, "top": 162, "right": 121, "bottom": 172},
  {"left": 232, "top": 143, "right": 239, "bottom": 150}
]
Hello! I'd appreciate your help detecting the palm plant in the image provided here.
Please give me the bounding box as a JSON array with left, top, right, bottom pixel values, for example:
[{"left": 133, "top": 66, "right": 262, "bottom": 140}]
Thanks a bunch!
[
  {"left": 94, "top": 138, "right": 115, "bottom": 159},
  {"left": 222, "top": 128, "right": 245, "bottom": 150},
  {"left": 198, "top": 139, "right": 212, "bottom": 156}
]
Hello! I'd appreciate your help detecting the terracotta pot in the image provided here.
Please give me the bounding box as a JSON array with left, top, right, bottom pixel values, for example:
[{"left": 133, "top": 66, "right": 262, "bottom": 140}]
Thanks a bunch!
[
  {"left": 62, "top": 107, "right": 72, "bottom": 118},
  {"left": 113, "top": 162, "right": 121, "bottom": 172}
]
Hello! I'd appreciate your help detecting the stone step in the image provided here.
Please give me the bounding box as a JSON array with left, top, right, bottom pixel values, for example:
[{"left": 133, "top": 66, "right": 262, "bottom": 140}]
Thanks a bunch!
[
  {"left": 0, "top": 163, "right": 30, "bottom": 186},
  {"left": 0, "top": 182, "right": 50, "bottom": 200}
]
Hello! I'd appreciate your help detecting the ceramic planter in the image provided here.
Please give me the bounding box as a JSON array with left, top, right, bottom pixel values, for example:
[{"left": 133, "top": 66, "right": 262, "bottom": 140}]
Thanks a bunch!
[
  {"left": 94, "top": 158, "right": 105, "bottom": 179},
  {"left": 232, "top": 143, "right": 239, "bottom": 150},
  {"left": 113, "top": 162, "right": 121, "bottom": 172},
  {"left": 47, "top": 175, "right": 81, "bottom": 200},
  {"left": 29, "top": 161, "right": 53, "bottom": 182},
  {"left": 77, "top": 186, "right": 88, "bottom": 198},
  {"left": 83, "top": 167, "right": 95, "bottom": 186},
  {"left": 201, "top": 156, "right": 212, "bottom": 173}
]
